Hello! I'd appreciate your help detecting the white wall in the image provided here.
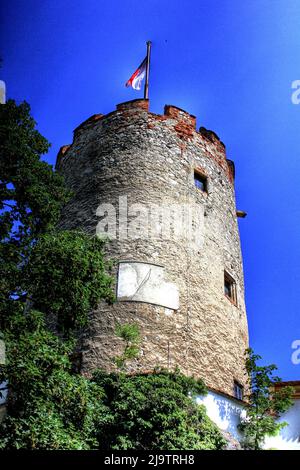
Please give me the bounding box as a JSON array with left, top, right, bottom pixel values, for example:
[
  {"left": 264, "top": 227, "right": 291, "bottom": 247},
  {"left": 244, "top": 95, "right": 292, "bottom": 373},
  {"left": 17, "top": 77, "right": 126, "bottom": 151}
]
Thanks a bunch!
[
  {"left": 197, "top": 389, "right": 246, "bottom": 441},
  {"left": 198, "top": 390, "right": 300, "bottom": 450},
  {"left": 263, "top": 399, "right": 300, "bottom": 450}
]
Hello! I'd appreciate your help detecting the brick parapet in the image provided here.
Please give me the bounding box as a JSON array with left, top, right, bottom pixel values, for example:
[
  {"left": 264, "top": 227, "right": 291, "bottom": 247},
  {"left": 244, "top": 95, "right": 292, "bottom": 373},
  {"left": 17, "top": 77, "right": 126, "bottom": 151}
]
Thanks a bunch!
[{"left": 56, "top": 99, "right": 234, "bottom": 184}]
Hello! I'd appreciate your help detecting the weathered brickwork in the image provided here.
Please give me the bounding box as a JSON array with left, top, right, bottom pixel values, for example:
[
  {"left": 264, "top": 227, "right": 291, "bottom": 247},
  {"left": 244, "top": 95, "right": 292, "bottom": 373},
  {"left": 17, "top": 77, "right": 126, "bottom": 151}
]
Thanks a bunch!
[{"left": 56, "top": 99, "right": 249, "bottom": 397}]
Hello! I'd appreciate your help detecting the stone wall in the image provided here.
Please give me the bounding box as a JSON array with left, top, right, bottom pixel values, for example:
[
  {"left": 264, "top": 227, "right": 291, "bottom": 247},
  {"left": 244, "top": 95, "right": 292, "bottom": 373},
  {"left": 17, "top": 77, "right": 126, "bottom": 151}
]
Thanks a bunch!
[{"left": 56, "top": 99, "right": 249, "bottom": 396}]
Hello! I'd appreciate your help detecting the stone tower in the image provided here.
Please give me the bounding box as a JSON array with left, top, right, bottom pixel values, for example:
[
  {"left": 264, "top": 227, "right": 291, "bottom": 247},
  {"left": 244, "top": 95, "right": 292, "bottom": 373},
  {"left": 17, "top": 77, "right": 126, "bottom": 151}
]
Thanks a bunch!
[{"left": 56, "top": 99, "right": 248, "bottom": 397}]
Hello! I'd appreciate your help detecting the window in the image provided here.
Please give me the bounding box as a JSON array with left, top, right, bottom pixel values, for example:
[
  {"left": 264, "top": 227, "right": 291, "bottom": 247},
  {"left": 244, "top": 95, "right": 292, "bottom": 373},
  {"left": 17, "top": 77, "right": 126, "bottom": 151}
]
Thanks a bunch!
[
  {"left": 194, "top": 170, "right": 207, "bottom": 192},
  {"left": 70, "top": 352, "right": 82, "bottom": 374},
  {"left": 224, "top": 271, "right": 237, "bottom": 305},
  {"left": 234, "top": 381, "right": 244, "bottom": 401}
]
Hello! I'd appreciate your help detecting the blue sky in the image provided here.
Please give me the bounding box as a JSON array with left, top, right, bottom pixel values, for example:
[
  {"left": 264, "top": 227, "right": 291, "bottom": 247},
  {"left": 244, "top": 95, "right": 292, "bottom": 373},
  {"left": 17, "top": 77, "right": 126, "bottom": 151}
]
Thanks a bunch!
[{"left": 1, "top": 0, "right": 300, "bottom": 380}]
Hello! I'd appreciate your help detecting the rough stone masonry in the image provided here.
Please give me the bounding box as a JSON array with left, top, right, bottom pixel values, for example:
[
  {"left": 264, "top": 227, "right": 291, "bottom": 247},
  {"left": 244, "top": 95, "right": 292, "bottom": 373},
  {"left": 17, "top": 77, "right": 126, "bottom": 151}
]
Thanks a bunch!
[{"left": 56, "top": 99, "right": 249, "bottom": 397}]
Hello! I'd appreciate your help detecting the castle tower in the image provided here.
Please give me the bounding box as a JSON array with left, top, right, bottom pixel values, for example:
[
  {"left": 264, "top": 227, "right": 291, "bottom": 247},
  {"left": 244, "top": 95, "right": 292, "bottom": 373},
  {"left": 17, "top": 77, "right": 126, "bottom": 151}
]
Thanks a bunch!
[{"left": 56, "top": 99, "right": 248, "bottom": 397}]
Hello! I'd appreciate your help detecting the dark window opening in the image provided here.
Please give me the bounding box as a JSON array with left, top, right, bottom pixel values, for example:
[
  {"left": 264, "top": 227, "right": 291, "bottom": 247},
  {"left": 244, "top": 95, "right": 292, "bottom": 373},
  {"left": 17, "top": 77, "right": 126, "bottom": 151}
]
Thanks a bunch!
[
  {"left": 194, "top": 171, "right": 207, "bottom": 192},
  {"left": 70, "top": 352, "right": 82, "bottom": 374},
  {"left": 224, "top": 279, "right": 231, "bottom": 297},
  {"left": 224, "top": 271, "right": 237, "bottom": 305},
  {"left": 234, "top": 381, "right": 244, "bottom": 401}
]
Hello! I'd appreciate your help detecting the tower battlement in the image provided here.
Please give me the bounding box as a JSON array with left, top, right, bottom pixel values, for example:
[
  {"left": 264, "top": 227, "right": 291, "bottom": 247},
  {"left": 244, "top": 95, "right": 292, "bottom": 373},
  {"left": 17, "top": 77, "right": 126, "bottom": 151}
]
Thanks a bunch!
[{"left": 56, "top": 99, "right": 233, "bottom": 183}]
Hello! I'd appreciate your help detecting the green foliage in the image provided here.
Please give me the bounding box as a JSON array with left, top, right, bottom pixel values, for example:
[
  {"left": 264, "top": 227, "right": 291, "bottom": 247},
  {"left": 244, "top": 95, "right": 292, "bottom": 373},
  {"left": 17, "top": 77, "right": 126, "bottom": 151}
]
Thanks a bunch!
[
  {"left": 239, "top": 348, "right": 294, "bottom": 450},
  {"left": 0, "top": 100, "right": 114, "bottom": 332},
  {"left": 24, "top": 230, "right": 114, "bottom": 332},
  {"left": 0, "top": 310, "right": 108, "bottom": 449},
  {"left": 0, "top": 99, "right": 71, "bottom": 327},
  {"left": 93, "top": 369, "right": 226, "bottom": 450},
  {"left": 0, "top": 313, "right": 225, "bottom": 450},
  {"left": 0, "top": 99, "right": 70, "bottom": 239},
  {"left": 0, "top": 98, "right": 115, "bottom": 449},
  {"left": 114, "top": 322, "right": 140, "bottom": 369}
]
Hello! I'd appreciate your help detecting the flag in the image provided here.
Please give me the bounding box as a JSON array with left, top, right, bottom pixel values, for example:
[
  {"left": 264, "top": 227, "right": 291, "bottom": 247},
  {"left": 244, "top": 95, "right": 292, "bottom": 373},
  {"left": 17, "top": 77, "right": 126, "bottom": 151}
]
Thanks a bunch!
[{"left": 125, "top": 57, "right": 147, "bottom": 90}]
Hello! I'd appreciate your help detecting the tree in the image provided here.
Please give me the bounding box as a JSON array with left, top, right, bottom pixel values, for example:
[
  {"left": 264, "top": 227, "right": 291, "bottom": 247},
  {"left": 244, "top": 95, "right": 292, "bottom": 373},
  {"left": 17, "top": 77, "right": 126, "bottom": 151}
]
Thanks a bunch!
[
  {"left": 0, "top": 229, "right": 115, "bottom": 449},
  {"left": 23, "top": 230, "right": 114, "bottom": 332},
  {"left": 239, "top": 348, "right": 294, "bottom": 450},
  {"left": 92, "top": 323, "right": 225, "bottom": 450},
  {"left": 0, "top": 99, "right": 114, "bottom": 449},
  {"left": 0, "top": 310, "right": 109, "bottom": 450},
  {"left": 0, "top": 99, "right": 71, "bottom": 327},
  {"left": 93, "top": 369, "right": 226, "bottom": 450},
  {"left": 0, "top": 314, "right": 225, "bottom": 450},
  {"left": 0, "top": 100, "right": 69, "bottom": 238},
  {"left": 0, "top": 99, "right": 114, "bottom": 333}
]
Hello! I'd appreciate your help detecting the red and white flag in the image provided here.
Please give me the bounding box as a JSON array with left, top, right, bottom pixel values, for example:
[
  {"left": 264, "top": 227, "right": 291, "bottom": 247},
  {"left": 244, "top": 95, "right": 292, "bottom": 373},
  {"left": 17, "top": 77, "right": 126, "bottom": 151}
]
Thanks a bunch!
[{"left": 125, "top": 57, "right": 147, "bottom": 90}]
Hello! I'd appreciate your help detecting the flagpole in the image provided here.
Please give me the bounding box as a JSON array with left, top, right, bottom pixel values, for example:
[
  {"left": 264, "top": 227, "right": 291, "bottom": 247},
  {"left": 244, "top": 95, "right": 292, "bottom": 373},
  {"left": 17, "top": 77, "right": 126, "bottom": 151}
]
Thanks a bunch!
[{"left": 144, "top": 41, "right": 152, "bottom": 100}]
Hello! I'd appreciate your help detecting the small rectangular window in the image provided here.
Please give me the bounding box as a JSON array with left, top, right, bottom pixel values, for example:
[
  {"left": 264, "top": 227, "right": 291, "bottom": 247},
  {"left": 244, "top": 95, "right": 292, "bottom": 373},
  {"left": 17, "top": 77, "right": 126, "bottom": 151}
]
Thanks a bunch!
[
  {"left": 234, "top": 381, "right": 244, "bottom": 401},
  {"left": 224, "top": 271, "right": 237, "bottom": 305},
  {"left": 194, "top": 170, "right": 207, "bottom": 192},
  {"left": 70, "top": 352, "right": 82, "bottom": 374}
]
